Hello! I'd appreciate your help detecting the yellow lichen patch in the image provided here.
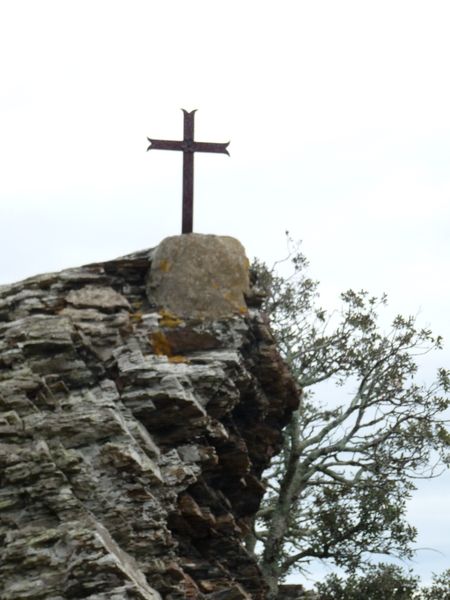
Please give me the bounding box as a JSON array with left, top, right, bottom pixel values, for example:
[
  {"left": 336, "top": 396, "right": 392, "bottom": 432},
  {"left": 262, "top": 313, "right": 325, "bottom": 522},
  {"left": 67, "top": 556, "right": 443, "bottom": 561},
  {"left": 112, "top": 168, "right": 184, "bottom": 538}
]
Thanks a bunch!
[
  {"left": 150, "top": 330, "right": 188, "bottom": 363},
  {"left": 158, "top": 308, "right": 183, "bottom": 328},
  {"left": 150, "top": 330, "right": 172, "bottom": 356},
  {"left": 168, "top": 355, "right": 189, "bottom": 364},
  {"left": 130, "top": 311, "right": 143, "bottom": 323},
  {"left": 158, "top": 259, "right": 172, "bottom": 273},
  {"left": 238, "top": 306, "right": 248, "bottom": 315}
]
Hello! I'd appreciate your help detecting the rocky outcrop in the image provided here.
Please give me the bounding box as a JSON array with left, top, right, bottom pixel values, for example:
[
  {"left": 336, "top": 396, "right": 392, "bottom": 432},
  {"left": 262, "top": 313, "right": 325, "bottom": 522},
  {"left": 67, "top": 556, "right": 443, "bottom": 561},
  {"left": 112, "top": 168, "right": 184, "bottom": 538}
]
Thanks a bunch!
[{"left": 0, "top": 235, "right": 299, "bottom": 600}]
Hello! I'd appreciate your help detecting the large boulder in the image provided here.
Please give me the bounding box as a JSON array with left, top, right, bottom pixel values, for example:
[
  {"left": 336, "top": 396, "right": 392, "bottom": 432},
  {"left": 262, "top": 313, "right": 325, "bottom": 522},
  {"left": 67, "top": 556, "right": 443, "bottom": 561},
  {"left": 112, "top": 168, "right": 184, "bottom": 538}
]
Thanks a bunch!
[{"left": 146, "top": 234, "right": 250, "bottom": 320}]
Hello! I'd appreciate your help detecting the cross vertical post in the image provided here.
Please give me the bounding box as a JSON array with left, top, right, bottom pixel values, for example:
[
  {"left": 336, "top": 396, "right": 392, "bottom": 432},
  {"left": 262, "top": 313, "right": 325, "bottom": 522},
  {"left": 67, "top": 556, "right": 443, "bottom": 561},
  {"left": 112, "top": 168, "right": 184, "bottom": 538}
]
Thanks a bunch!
[
  {"left": 182, "top": 110, "right": 195, "bottom": 234},
  {"left": 147, "top": 110, "right": 230, "bottom": 234}
]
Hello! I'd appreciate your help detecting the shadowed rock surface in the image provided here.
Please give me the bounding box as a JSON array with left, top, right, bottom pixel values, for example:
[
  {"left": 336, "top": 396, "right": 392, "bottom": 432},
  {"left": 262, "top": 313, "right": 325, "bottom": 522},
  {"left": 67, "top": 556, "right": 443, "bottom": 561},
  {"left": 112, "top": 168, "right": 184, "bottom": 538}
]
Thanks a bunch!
[{"left": 0, "top": 235, "right": 299, "bottom": 600}]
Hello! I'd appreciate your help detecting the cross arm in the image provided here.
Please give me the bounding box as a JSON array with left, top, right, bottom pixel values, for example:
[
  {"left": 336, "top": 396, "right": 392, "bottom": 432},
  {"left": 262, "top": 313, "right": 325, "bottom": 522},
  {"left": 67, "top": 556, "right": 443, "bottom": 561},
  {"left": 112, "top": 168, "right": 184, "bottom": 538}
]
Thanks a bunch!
[
  {"left": 147, "top": 138, "right": 185, "bottom": 152},
  {"left": 191, "top": 141, "right": 230, "bottom": 155}
]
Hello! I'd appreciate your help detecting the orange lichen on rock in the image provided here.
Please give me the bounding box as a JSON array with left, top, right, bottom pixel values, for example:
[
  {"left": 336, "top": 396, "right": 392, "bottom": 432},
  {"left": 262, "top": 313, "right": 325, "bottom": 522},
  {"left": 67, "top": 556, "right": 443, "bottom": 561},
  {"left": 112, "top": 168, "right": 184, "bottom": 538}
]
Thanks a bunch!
[
  {"left": 130, "top": 311, "right": 143, "bottom": 323},
  {"left": 158, "top": 308, "right": 183, "bottom": 328},
  {"left": 150, "top": 330, "right": 188, "bottom": 363},
  {"left": 150, "top": 330, "right": 173, "bottom": 356},
  {"left": 168, "top": 355, "right": 189, "bottom": 364},
  {"left": 158, "top": 258, "right": 172, "bottom": 273}
]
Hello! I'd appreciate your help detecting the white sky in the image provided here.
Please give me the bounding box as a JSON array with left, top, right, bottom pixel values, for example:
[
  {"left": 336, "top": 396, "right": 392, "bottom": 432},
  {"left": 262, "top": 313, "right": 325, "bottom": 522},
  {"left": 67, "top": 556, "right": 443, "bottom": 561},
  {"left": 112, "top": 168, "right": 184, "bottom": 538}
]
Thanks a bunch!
[{"left": 0, "top": 0, "right": 449, "bottom": 587}]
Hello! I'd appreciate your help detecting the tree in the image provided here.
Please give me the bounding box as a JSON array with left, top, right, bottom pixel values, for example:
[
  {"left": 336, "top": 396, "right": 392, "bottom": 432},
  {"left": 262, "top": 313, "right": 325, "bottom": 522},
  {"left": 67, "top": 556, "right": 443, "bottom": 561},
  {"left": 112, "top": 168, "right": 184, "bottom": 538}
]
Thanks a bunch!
[
  {"left": 315, "top": 566, "right": 450, "bottom": 600},
  {"left": 315, "top": 563, "right": 419, "bottom": 599},
  {"left": 247, "top": 238, "right": 450, "bottom": 599},
  {"left": 421, "top": 568, "right": 450, "bottom": 600}
]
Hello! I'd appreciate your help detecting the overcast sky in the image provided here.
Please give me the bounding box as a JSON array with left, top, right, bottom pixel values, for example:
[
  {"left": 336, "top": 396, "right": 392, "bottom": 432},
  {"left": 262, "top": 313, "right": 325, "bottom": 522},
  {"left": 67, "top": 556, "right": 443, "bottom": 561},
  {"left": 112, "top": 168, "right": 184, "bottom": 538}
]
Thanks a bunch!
[{"left": 1, "top": 0, "right": 449, "bottom": 587}]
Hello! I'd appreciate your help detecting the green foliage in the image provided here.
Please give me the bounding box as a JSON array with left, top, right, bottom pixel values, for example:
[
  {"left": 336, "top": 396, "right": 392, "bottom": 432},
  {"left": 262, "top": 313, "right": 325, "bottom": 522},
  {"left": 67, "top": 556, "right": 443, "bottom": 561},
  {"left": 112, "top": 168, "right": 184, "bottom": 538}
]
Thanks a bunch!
[
  {"left": 421, "top": 568, "right": 450, "bottom": 600},
  {"left": 315, "top": 563, "right": 420, "bottom": 599},
  {"left": 249, "top": 236, "right": 450, "bottom": 598},
  {"left": 315, "top": 566, "right": 450, "bottom": 600}
]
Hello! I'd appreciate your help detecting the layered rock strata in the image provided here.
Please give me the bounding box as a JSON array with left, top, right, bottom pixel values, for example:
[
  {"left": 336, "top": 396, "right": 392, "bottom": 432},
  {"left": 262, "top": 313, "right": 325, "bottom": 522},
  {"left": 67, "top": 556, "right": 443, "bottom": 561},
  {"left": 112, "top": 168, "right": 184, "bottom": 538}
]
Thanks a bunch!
[{"left": 0, "top": 235, "right": 299, "bottom": 600}]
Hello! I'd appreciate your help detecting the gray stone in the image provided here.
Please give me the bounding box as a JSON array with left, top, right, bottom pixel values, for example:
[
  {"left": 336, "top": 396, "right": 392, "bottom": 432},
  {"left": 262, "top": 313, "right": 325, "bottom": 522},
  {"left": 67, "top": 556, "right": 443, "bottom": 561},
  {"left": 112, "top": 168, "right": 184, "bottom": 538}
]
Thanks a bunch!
[
  {"left": 146, "top": 234, "right": 250, "bottom": 319},
  {"left": 66, "top": 285, "right": 130, "bottom": 311}
]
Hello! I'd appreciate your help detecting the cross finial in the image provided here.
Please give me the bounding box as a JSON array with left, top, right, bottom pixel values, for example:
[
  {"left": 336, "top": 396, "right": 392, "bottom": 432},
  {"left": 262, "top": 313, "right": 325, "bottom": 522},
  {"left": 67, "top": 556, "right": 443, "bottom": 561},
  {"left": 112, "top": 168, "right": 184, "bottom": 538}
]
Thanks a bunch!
[{"left": 147, "top": 110, "right": 230, "bottom": 234}]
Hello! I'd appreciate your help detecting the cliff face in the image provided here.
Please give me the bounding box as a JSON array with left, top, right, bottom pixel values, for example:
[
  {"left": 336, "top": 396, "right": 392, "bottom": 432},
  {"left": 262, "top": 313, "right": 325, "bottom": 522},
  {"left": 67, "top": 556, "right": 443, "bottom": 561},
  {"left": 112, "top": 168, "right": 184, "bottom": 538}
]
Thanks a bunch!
[{"left": 0, "top": 235, "right": 299, "bottom": 600}]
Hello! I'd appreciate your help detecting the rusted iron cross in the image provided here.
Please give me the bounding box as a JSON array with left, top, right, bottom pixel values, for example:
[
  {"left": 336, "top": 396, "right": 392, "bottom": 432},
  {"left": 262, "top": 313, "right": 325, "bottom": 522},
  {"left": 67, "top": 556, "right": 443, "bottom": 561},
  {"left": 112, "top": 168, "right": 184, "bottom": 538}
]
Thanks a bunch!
[{"left": 147, "top": 109, "right": 230, "bottom": 234}]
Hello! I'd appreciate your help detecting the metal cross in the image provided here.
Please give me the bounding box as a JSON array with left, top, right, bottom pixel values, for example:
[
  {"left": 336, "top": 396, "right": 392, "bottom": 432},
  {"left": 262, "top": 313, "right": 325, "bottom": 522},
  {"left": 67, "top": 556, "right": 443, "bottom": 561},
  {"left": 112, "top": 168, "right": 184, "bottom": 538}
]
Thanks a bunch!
[{"left": 147, "top": 109, "right": 230, "bottom": 234}]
